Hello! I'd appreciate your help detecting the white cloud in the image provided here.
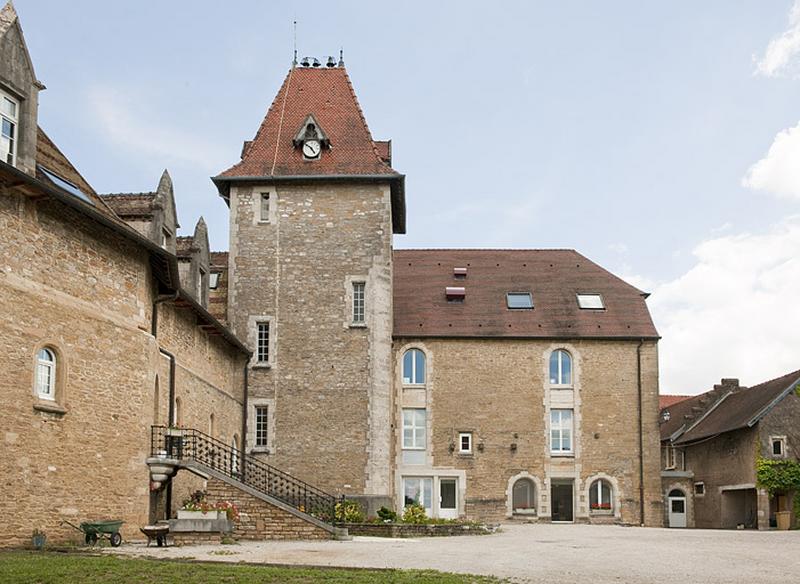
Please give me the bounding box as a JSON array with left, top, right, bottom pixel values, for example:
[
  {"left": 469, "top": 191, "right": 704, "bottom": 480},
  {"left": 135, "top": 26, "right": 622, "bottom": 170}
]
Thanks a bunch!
[
  {"left": 742, "top": 120, "right": 800, "bottom": 199},
  {"left": 755, "top": 1, "right": 800, "bottom": 78},
  {"left": 625, "top": 217, "right": 800, "bottom": 394},
  {"left": 87, "top": 85, "right": 227, "bottom": 171}
]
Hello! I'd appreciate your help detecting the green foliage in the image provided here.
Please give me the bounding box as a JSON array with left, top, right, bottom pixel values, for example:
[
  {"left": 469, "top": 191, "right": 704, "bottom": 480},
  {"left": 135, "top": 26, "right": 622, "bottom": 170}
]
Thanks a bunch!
[
  {"left": 0, "top": 552, "right": 505, "bottom": 583},
  {"left": 795, "top": 383, "right": 800, "bottom": 398},
  {"left": 334, "top": 499, "right": 365, "bottom": 523},
  {"left": 402, "top": 503, "right": 429, "bottom": 524},
  {"left": 377, "top": 506, "right": 397, "bottom": 522},
  {"left": 755, "top": 456, "right": 800, "bottom": 495}
]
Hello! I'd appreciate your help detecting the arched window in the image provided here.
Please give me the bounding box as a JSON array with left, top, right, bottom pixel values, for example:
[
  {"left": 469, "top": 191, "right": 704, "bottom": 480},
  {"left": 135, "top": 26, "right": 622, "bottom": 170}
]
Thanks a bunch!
[
  {"left": 549, "top": 349, "right": 572, "bottom": 386},
  {"left": 512, "top": 478, "right": 536, "bottom": 513},
  {"left": 36, "top": 348, "right": 56, "bottom": 400},
  {"left": 669, "top": 489, "right": 685, "bottom": 498},
  {"left": 590, "top": 479, "right": 613, "bottom": 512},
  {"left": 402, "top": 349, "right": 426, "bottom": 385}
]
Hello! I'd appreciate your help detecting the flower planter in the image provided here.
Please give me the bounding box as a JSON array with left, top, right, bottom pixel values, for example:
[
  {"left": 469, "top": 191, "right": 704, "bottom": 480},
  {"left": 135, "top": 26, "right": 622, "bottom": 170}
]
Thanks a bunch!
[{"left": 177, "top": 509, "right": 226, "bottom": 521}]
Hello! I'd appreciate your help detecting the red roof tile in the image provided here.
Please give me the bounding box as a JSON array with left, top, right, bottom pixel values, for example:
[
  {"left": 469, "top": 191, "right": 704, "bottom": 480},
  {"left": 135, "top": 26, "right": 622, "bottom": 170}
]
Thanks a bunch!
[
  {"left": 218, "top": 67, "right": 397, "bottom": 179},
  {"left": 659, "top": 395, "right": 691, "bottom": 410},
  {"left": 392, "top": 249, "right": 658, "bottom": 339}
]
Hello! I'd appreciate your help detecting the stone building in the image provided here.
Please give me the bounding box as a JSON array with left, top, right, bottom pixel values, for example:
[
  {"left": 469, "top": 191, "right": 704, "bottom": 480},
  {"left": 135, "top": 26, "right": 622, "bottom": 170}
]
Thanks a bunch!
[
  {"left": 213, "top": 58, "right": 664, "bottom": 525},
  {"left": 0, "top": 2, "right": 249, "bottom": 547},
  {"left": 659, "top": 369, "right": 800, "bottom": 529}
]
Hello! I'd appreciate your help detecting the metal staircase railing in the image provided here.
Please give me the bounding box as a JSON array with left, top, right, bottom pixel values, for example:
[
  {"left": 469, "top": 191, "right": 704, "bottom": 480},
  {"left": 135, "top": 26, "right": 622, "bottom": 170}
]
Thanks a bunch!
[{"left": 150, "top": 425, "right": 341, "bottom": 524}]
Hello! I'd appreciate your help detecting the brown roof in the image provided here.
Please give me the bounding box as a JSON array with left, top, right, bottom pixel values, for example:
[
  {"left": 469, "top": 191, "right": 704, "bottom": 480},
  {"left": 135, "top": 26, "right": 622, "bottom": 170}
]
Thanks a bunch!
[
  {"left": 210, "top": 251, "right": 228, "bottom": 269},
  {"left": 659, "top": 395, "right": 691, "bottom": 410},
  {"left": 217, "top": 66, "right": 397, "bottom": 179},
  {"left": 392, "top": 249, "right": 658, "bottom": 339},
  {"left": 674, "top": 369, "right": 800, "bottom": 444},
  {"left": 99, "top": 192, "right": 156, "bottom": 218},
  {"left": 176, "top": 236, "right": 195, "bottom": 258}
]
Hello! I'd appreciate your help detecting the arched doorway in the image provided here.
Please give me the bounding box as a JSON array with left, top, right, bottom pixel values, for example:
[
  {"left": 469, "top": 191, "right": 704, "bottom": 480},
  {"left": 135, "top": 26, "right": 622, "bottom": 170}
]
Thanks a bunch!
[{"left": 668, "top": 489, "right": 687, "bottom": 528}]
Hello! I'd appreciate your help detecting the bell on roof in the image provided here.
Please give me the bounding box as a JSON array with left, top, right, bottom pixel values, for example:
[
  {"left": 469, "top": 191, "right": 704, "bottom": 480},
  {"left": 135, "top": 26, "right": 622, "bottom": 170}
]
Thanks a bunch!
[
  {"left": 300, "top": 57, "right": 310, "bottom": 67},
  {"left": 326, "top": 56, "right": 336, "bottom": 68},
  {"left": 312, "top": 57, "right": 321, "bottom": 67}
]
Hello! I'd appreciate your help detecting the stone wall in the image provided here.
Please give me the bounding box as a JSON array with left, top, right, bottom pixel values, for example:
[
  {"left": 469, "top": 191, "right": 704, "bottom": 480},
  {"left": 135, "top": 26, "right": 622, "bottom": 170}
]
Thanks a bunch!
[
  {"left": 205, "top": 478, "right": 331, "bottom": 540},
  {"left": 392, "top": 338, "right": 662, "bottom": 527},
  {"left": 227, "top": 182, "right": 394, "bottom": 497}
]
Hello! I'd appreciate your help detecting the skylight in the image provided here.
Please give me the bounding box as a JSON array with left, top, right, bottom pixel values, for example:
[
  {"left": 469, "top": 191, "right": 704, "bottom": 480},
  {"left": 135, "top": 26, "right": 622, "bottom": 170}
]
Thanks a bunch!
[
  {"left": 506, "top": 292, "right": 533, "bottom": 309},
  {"left": 577, "top": 293, "right": 605, "bottom": 310},
  {"left": 39, "top": 166, "right": 95, "bottom": 206}
]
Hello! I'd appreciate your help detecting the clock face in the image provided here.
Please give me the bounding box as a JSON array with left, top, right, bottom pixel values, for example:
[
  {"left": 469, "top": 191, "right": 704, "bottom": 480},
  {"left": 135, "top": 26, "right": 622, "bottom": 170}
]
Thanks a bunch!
[{"left": 303, "top": 140, "right": 321, "bottom": 158}]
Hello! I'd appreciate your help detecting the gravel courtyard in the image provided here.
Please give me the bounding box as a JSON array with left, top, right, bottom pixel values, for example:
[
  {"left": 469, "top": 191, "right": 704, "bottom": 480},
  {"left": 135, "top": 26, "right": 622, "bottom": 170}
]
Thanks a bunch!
[{"left": 113, "top": 524, "right": 800, "bottom": 584}]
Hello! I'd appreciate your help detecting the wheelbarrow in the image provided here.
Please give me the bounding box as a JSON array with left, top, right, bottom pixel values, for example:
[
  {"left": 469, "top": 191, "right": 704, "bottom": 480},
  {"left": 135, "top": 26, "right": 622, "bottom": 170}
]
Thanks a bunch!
[{"left": 62, "top": 519, "right": 124, "bottom": 547}]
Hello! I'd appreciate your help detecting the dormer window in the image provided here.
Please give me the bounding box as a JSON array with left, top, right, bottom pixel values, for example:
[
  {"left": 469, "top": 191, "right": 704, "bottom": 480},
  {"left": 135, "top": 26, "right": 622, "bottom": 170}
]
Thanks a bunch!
[
  {"left": 577, "top": 293, "right": 605, "bottom": 310},
  {"left": 293, "top": 114, "right": 329, "bottom": 160},
  {"left": 1, "top": 91, "right": 18, "bottom": 167},
  {"left": 161, "top": 227, "right": 171, "bottom": 249}
]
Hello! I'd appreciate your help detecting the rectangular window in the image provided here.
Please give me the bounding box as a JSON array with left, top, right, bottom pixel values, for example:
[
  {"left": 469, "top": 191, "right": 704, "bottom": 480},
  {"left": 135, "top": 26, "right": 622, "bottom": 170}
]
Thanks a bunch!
[
  {"left": 506, "top": 292, "right": 533, "bottom": 309},
  {"left": 260, "top": 193, "right": 270, "bottom": 222},
  {"left": 198, "top": 268, "right": 206, "bottom": 301},
  {"left": 255, "top": 405, "right": 269, "bottom": 448},
  {"left": 694, "top": 482, "right": 705, "bottom": 496},
  {"left": 577, "top": 293, "right": 605, "bottom": 309},
  {"left": 256, "top": 321, "right": 270, "bottom": 364},
  {"left": 161, "top": 228, "right": 170, "bottom": 249},
  {"left": 771, "top": 437, "right": 785, "bottom": 457},
  {"left": 550, "top": 409, "right": 573, "bottom": 454},
  {"left": 352, "top": 281, "right": 365, "bottom": 324},
  {"left": 403, "top": 477, "right": 433, "bottom": 514},
  {"left": 1, "top": 92, "right": 18, "bottom": 167},
  {"left": 458, "top": 432, "right": 472, "bottom": 454},
  {"left": 402, "top": 409, "right": 426, "bottom": 450},
  {"left": 209, "top": 272, "right": 220, "bottom": 289}
]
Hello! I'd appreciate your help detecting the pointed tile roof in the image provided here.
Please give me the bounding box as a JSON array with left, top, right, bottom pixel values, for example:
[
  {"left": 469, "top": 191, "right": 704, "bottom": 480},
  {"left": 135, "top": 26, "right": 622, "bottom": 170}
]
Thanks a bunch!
[{"left": 213, "top": 65, "right": 406, "bottom": 232}]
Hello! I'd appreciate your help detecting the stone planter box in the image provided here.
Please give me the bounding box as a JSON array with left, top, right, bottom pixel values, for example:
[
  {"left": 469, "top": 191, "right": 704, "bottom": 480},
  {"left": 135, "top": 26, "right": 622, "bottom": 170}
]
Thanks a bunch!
[
  {"left": 177, "top": 509, "right": 226, "bottom": 521},
  {"left": 346, "top": 522, "right": 494, "bottom": 538}
]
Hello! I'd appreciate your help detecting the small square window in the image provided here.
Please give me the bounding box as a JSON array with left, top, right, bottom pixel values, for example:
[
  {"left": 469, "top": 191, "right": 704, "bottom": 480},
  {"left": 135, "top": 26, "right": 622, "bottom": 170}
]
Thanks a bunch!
[
  {"left": 577, "top": 293, "right": 605, "bottom": 309},
  {"left": 209, "top": 272, "right": 220, "bottom": 289},
  {"left": 507, "top": 292, "right": 533, "bottom": 309},
  {"left": 694, "top": 482, "right": 705, "bottom": 496},
  {"left": 458, "top": 432, "right": 472, "bottom": 454}
]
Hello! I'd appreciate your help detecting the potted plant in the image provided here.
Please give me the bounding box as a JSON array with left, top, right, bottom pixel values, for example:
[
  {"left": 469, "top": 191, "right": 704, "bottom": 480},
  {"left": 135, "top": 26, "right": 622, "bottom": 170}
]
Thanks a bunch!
[{"left": 31, "top": 529, "right": 46, "bottom": 550}]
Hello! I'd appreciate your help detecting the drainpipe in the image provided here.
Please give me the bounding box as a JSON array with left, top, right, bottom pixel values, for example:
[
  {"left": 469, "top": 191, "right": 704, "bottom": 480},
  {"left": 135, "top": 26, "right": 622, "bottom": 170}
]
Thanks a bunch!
[
  {"left": 240, "top": 363, "right": 249, "bottom": 482},
  {"left": 637, "top": 339, "right": 645, "bottom": 527}
]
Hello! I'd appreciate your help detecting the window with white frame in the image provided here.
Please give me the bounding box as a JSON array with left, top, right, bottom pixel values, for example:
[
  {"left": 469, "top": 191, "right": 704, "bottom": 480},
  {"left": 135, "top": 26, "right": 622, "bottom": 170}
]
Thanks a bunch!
[
  {"left": 589, "top": 479, "right": 613, "bottom": 512},
  {"left": 403, "top": 477, "right": 433, "bottom": 514},
  {"left": 352, "top": 281, "right": 365, "bottom": 324},
  {"left": 256, "top": 321, "right": 270, "bottom": 364},
  {"left": 259, "top": 193, "right": 270, "bottom": 222},
  {"left": 771, "top": 436, "right": 786, "bottom": 457},
  {"left": 255, "top": 405, "right": 269, "bottom": 448},
  {"left": 402, "top": 348, "right": 426, "bottom": 385},
  {"left": 550, "top": 409, "right": 573, "bottom": 454},
  {"left": 512, "top": 478, "right": 536, "bottom": 513},
  {"left": 209, "top": 272, "right": 220, "bottom": 289},
  {"left": 506, "top": 292, "right": 533, "bottom": 309},
  {"left": 694, "top": 481, "right": 705, "bottom": 496},
  {"left": 402, "top": 409, "right": 426, "bottom": 450},
  {"left": 1, "top": 91, "right": 18, "bottom": 167},
  {"left": 198, "top": 267, "right": 206, "bottom": 302},
  {"left": 160, "top": 228, "right": 171, "bottom": 250},
  {"left": 665, "top": 445, "right": 683, "bottom": 470},
  {"left": 36, "top": 348, "right": 56, "bottom": 400},
  {"left": 549, "top": 349, "right": 572, "bottom": 387},
  {"left": 458, "top": 432, "right": 472, "bottom": 454}
]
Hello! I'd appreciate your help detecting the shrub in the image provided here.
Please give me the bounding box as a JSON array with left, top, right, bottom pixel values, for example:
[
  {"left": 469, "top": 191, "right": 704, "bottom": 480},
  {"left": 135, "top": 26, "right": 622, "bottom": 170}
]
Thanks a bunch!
[
  {"left": 402, "top": 503, "right": 428, "bottom": 524},
  {"left": 335, "top": 499, "right": 365, "bottom": 523},
  {"left": 377, "top": 506, "right": 397, "bottom": 522}
]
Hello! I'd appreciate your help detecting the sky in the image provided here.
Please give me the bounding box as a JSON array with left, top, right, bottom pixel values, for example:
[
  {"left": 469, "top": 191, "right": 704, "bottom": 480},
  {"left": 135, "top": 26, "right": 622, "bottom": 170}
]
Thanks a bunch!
[{"left": 14, "top": 0, "right": 800, "bottom": 394}]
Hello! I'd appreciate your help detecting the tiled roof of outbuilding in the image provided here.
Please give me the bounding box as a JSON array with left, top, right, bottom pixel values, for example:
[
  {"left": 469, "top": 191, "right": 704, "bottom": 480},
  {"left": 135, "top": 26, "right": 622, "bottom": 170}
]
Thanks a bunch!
[
  {"left": 99, "top": 192, "right": 156, "bottom": 218},
  {"left": 392, "top": 249, "right": 658, "bottom": 339},
  {"left": 176, "top": 236, "right": 195, "bottom": 258},
  {"left": 210, "top": 251, "right": 228, "bottom": 268},
  {"left": 659, "top": 395, "right": 691, "bottom": 410},
  {"left": 674, "top": 369, "right": 800, "bottom": 444}
]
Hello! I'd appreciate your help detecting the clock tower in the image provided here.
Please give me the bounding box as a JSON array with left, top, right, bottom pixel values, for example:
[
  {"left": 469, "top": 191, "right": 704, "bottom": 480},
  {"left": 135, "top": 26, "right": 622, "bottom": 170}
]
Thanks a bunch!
[{"left": 213, "top": 59, "right": 405, "bottom": 507}]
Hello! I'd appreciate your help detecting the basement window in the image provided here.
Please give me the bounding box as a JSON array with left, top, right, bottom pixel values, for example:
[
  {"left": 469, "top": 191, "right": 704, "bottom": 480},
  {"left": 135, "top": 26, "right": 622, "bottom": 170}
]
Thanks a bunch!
[
  {"left": 506, "top": 292, "right": 533, "bottom": 309},
  {"left": 577, "top": 293, "right": 605, "bottom": 310}
]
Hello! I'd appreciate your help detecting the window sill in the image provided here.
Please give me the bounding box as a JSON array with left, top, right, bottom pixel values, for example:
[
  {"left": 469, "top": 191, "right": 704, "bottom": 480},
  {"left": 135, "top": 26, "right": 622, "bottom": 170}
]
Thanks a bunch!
[
  {"left": 457, "top": 452, "right": 473, "bottom": 457},
  {"left": 550, "top": 386, "right": 574, "bottom": 390},
  {"left": 349, "top": 323, "right": 367, "bottom": 329},
  {"left": 33, "top": 401, "right": 66, "bottom": 415},
  {"left": 550, "top": 452, "right": 575, "bottom": 458},
  {"left": 589, "top": 510, "right": 613, "bottom": 516},
  {"left": 250, "top": 447, "right": 270, "bottom": 454},
  {"left": 513, "top": 509, "right": 537, "bottom": 516},
  {"left": 251, "top": 363, "right": 272, "bottom": 369}
]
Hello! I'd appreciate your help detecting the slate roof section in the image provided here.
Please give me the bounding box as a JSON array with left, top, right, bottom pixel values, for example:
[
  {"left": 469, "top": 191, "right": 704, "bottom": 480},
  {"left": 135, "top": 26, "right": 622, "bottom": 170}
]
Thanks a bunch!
[
  {"left": 392, "top": 249, "right": 658, "bottom": 339},
  {"left": 674, "top": 369, "right": 800, "bottom": 445}
]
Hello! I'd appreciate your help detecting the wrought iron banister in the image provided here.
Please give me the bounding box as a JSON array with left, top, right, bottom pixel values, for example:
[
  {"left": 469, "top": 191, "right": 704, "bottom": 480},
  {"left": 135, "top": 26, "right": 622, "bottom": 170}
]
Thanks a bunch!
[{"left": 150, "top": 425, "right": 341, "bottom": 524}]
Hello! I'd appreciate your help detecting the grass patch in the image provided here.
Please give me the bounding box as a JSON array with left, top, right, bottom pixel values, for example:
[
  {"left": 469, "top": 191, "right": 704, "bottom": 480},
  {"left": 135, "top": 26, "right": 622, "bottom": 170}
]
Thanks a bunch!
[{"left": 0, "top": 551, "right": 506, "bottom": 583}]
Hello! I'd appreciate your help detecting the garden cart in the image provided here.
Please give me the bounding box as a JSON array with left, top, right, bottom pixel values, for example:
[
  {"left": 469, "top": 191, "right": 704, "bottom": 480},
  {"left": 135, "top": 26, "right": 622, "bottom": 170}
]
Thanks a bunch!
[{"left": 62, "top": 519, "right": 124, "bottom": 547}]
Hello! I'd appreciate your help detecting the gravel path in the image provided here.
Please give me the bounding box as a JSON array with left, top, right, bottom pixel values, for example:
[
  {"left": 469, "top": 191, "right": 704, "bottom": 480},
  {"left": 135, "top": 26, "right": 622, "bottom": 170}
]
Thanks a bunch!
[{"left": 111, "top": 524, "right": 800, "bottom": 583}]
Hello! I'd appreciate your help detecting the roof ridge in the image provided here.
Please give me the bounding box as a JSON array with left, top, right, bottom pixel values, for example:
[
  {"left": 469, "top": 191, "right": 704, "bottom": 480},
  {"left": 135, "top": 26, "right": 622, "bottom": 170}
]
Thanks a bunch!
[
  {"left": 339, "top": 66, "right": 392, "bottom": 171},
  {"left": 100, "top": 192, "right": 156, "bottom": 198},
  {"left": 394, "top": 248, "right": 579, "bottom": 252},
  {"left": 746, "top": 368, "right": 800, "bottom": 391}
]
